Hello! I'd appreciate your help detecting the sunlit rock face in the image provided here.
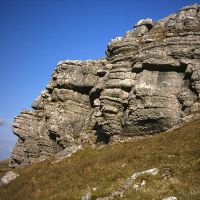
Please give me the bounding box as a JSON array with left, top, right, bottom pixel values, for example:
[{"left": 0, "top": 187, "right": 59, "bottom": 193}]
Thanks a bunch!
[
  {"left": 11, "top": 4, "right": 200, "bottom": 166},
  {"left": 11, "top": 60, "right": 108, "bottom": 166}
]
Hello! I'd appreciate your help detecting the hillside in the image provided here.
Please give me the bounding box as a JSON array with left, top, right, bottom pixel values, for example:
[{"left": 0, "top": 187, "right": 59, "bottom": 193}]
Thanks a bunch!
[{"left": 0, "top": 118, "right": 199, "bottom": 200}]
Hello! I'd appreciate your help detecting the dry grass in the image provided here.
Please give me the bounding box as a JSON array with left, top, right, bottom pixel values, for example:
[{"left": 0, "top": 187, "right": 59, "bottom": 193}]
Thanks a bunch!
[
  {"left": 0, "top": 119, "right": 200, "bottom": 200},
  {"left": 0, "top": 160, "right": 10, "bottom": 178}
]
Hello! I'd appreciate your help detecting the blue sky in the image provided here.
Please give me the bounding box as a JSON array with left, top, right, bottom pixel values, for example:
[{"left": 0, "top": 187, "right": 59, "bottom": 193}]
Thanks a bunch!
[{"left": 0, "top": 0, "right": 199, "bottom": 160}]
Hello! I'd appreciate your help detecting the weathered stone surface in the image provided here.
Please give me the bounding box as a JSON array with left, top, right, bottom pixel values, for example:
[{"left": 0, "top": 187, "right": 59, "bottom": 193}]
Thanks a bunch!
[
  {"left": 0, "top": 171, "right": 19, "bottom": 185},
  {"left": 81, "top": 192, "right": 91, "bottom": 200},
  {"left": 10, "top": 60, "right": 107, "bottom": 167},
  {"left": 162, "top": 197, "right": 177, "bottom": 200},
  {"left": 124, "top": 168, "right": 159, "bottom": 190},
  {"left": 96, "top": 168, "right": 159, "bottom": 200},
  {"left": 53, "top": 145, "right": 82, "bottom": 163},
  {"left": 11, "top": 4, "right": 200, "bottom": 166}
]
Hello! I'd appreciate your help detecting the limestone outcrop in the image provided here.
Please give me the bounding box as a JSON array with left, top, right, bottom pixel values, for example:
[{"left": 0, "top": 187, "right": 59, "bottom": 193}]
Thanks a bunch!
[{"left": 11, "top": 4, "right": 200, "bottom": 166}]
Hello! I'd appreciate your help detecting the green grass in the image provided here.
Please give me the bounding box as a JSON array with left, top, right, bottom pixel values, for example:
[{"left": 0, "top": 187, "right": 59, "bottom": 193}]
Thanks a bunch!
[{"left": 0, "top": 119, "right": 200, "bottom": 200}]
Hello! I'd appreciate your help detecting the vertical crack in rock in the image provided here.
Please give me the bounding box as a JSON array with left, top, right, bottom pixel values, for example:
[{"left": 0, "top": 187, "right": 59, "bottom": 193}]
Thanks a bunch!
[{"left": 11, "top": 4, "right": 200, "bottom": 166}]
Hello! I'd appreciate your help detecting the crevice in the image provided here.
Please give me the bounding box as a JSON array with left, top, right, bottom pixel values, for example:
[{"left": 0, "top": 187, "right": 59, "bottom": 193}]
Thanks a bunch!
[
  {"left": 10, "top": 158, "right": 22, "bottom": 166},
  {"left": 132, "top": 67, "right": 143, "bottom": 73},
  {"left": 94, "top": 124, "right": 110, "bottom": 144},
  {"left": 89, "top": 89, "right": 102, "bottom": 107},
  {"left": 49, "top": 131, "right": 57, "bottom": 141},
  {"left": 121, "top": 86, "right": 132, "bottom": 93},
  {"left": 56, "top": 83, "right": 92, "bottom": 95},
  {"left": 146, "top": 23, "right": 154, "bottom": 30},
  {"left": 96, "top": 70, "right": 107, "bottom": 77},
  {"left": 178, "top": 71, "right": 199, "bottom": 112},
  {"left": 123, "top": 103, "right": 129, "bottom": 113},
  {"left": 48, "top": 131, "right": 65, "bottom": 150},
  {"left": 143, "top": 63, "right": 187, "bottom": 73},
  {"left": 183, "top": 73, "right": 199, "bottom": 96}
]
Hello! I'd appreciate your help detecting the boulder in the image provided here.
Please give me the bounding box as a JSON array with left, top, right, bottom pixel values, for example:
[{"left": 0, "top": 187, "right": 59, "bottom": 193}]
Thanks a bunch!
[
  {"left": 0, "top": 171, "right": 19, "bottom": 185},
  {"left": 162, "top": 197, "right": 177, "bottom": 200}
]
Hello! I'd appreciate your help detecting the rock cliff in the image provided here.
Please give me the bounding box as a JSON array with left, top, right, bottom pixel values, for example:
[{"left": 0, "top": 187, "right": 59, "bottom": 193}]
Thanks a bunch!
[{"left": 11, "top": 4, "right": 200, "bottom": 166}]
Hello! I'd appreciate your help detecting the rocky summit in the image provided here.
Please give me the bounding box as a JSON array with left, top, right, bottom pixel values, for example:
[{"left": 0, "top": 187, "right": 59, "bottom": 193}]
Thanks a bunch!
[{"left": 11, "top": 4, "right": 200, "bottom": 167}]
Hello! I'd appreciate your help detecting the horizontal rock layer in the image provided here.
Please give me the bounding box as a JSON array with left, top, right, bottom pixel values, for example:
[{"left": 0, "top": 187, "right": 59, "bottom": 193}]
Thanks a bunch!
[{"left": 11, "top": 4, "right": 200, "bottom": 166}]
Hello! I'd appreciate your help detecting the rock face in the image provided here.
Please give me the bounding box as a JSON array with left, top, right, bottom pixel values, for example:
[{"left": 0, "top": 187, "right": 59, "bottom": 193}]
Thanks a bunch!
[{"left": 11, "top": 4, "right": 200, "bottom": 166}]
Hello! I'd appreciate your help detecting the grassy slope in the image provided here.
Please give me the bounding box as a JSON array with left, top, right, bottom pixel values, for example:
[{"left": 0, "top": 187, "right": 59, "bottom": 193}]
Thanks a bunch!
[
  {"left": 0, "top": 119, "right": 200, "bottom": 200},
  {"left": 0, "top": 160, "right": 10, "bottom": 179}
]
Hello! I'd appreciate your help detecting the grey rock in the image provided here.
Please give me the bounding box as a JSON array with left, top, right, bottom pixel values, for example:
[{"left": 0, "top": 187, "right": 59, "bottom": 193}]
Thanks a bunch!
[
  {"left": 97, "top": 168, "right": 159, "bottom": 199},
  {"left": 53, "top": 145, "right": 82, "bottom": 163},
  {"left": 11, "top": 4, "right": 200, "bottom": 166},
  {"left": 0, "top": 171, "right": 19, "bottom": 185},
  {"left": 162, "top": 197, "right": 177, "bottom": 200},
  {"left": 81, "top": 192, "right": 91, "bottom": 200},
  {"left": 124, "top": 168, "right": 159, "bottom": 190}
]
